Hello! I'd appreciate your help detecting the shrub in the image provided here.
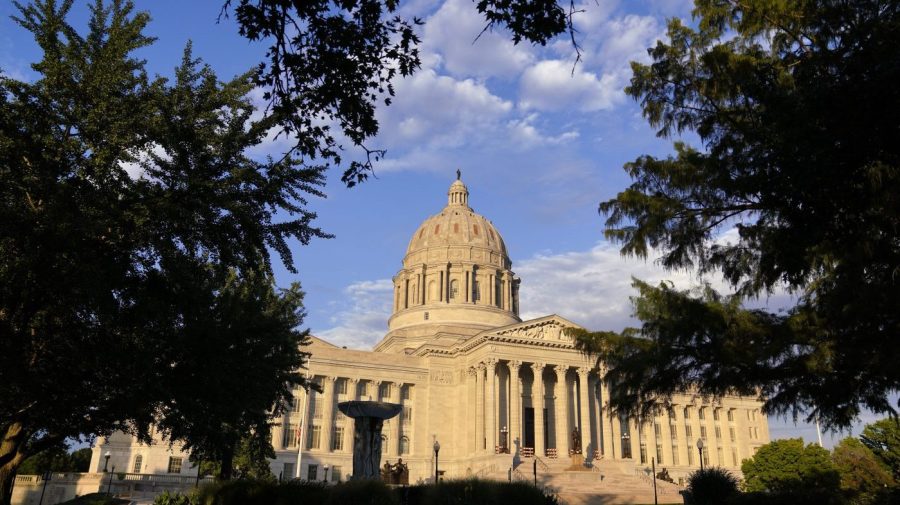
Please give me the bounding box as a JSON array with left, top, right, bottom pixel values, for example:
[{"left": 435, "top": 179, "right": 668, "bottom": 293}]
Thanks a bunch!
[
  {"left": 153, "top": 490, "right": 195, "bottom": 505},
  {"left": 727, "top": 489, "right": 846, "bottom": 505},
  {"left": 684, "top": 467, "right": 739, "bottom": 505},
  {"left": 400, "top": 479, "right": 558, "bottom": 505}
]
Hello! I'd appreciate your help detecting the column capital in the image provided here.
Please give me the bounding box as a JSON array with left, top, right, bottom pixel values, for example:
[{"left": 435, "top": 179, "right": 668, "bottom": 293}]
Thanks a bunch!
[
  {"left": 532, "top": 362, "right": 546, "bottom": 373},
  {"left": 327, "top": 375, "right": 339, "bottom": 383},
  {"left": 553, "top": 364, "right": 567, "bottom": 378},
  {"left": 485, "top": 358, "right": 499, "bottom": 367},
  {"left": 576, "top": 367, "right": 591, "bottom": 377},
  {"left": 467, "top": 366, "right": 477, "bottom": 377},
  {"left": 477, "top": 362, "right": 487, "bottom": 371},
  {"left": 508, "top": 360, "right": 523, "bottom": 370}
]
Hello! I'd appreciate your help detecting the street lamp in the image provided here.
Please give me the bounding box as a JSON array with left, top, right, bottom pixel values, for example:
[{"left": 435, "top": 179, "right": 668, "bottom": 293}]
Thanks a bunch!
[
  {"left": 500, "top": 426, "right": 509, "bottom": 453},
  {"left": 433, "top": 440, "right": 441, "bottom": 483},
  {"left": 323, "top": 464, "right": 329, "bottom": 483},
  {"left": 106, "top": 466, "right": 115, "bottom": 496},
  {"left": 697, "top": 438, "right": 705, "bottom": 471},
  {"left": 103, "top": 451, "right": 111, "bottom": 473}
]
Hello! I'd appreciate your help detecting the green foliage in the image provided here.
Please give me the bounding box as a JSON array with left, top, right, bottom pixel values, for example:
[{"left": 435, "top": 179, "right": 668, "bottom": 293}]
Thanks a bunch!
[
  {"left": 194, "top": 478, "right": 558, "bottom": 505},
  {"left": 1, "top": 0, "right": 321, "bottom": 500},
  {"left": 576, "top": 0, "right": 900, "bottom": 429},
  {"left": 833, "top": 437, "right": 894, "bottom": 505},
  {"left": 224, "top": 0, "right": 573, "bottom": 186},
  {"left": 17, "top": 446, "right": 90, "bottom": 475},
  {"left": 684, "top": 467, "right": 739, "bottom": 505},
  {"left": 860, "top": 418, "right": 900, "bottom": 479},
  {"left": 741, "top": 439, "right": 839, "bottom": 493},
  {"left": 153, "top": 491, "right": 196, "bottom": 505},
  {"left": 58, "top": 494, "right": 129, "bottom": 505}
]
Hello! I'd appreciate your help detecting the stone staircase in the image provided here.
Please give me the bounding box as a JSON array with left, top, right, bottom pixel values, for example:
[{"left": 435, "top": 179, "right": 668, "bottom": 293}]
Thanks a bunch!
[{"left": 478, "top": 455, "right": 685, "bottom": 505}]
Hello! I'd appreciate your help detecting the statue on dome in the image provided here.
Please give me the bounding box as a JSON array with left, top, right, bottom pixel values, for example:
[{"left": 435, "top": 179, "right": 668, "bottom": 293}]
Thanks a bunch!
[{"left": 456, "top": 169, "right": 461, "bottom": 180}]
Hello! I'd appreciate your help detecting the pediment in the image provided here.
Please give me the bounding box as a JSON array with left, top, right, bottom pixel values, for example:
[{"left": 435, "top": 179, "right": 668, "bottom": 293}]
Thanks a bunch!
[{"left": 480, "top": 314, "right": 584, "bottom": 345}]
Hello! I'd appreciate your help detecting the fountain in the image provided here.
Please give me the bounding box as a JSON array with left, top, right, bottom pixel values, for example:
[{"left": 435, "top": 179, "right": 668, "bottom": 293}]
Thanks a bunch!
[{"left": 337, "top": 400, "right": 403, "bottom": 480}]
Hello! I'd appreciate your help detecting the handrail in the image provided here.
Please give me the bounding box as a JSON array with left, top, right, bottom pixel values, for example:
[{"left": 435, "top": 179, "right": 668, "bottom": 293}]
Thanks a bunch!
[{"left": 534, "top": 456, "right": 550, "bottom": 472}]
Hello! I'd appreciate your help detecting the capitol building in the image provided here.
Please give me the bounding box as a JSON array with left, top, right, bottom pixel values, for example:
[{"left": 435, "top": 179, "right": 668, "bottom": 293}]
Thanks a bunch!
[{"left": 91, "top": 176, "right": 770, "bottom": 488}]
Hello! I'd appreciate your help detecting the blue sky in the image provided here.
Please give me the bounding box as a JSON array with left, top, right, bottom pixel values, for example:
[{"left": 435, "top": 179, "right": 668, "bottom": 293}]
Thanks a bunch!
[{"left": 1, "top": 0, "right": 878, "bottom": 447}]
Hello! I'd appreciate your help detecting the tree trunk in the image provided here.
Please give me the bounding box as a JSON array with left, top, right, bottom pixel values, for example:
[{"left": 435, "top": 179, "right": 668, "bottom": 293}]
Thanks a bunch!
[
  {"left": 0, "top": 422, "right": 27, "bottom": 505},
  {"left": 219, "top": 444, "right": 235, "bottom": 481}
]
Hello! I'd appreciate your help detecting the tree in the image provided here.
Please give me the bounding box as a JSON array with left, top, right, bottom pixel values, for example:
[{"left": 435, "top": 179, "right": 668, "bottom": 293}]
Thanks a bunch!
[
  {"left": 832, "top": 437, "right": 894, "bottom": 505},
  {"left": 684, "top": 467, "right": 739, "bottom": 505},
  {"left": 221, "top": 0, "right": 573, "bottom": 186},
  {"left": 741, "top": 439, "right": 839, "bottom": 493},
  {"left": 16, "top": 446, "right": 91, "bottom": 475},
  {"left": 860, "top": 419, "right": 900, "bottom": 480},
  {"left": 153, "top": 268, "right": 311, "bottom": 481},
  {"left": 569, "top": 0, "right": 900, "bottom": 429},
  {"left": 1, "top": 1, "right": 323, "bottom": 501}
]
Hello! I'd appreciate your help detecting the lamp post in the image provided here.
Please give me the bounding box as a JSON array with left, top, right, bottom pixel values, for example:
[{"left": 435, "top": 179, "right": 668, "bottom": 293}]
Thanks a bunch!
[
  {"left": 697, "top": 438, "right": 705, "bottom": 471},
  {"left": 500, "top": 426, "right": 509, "bottom": 453},
  {"left": 103, "top": 451, "right": 111, "bottom": 473},
  {"left": 323, "top": 464, "right": 329, "bottom": 483},
  {"left": 433, "top": 440, "right": 441, "bottom": 484},
  {"left": 106, "top": 466, "right": 115, "bottom": 496}
]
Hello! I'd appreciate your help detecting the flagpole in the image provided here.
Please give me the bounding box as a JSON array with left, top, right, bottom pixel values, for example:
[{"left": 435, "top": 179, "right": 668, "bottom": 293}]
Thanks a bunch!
[{"left": 296, "top": 374, "right": 309, "bottom": 479}]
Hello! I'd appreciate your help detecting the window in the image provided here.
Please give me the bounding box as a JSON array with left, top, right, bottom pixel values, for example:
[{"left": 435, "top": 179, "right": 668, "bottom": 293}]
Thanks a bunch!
[
  {"left": 699, "top": 408, "right": 706, "bottom": 421},
  {"left": 619, "top": 416, "right": 632, "bottom": 459},
  {"left": 450, "top": 280, "right": 459, "bottom": 299},
  {"left": 380, "top": 383, "right": 391, "bottom": 399},
  {"left": 400, "top": 436, "right": 410, "bottom": 455},
  {"left": 671, "top": 445, "right": 679, "bottom": 465},
  {"left": 307, "top": 464, "right": 318, "bottom": 481},
  {"left": 284, "top": 423, "right": 300, "bottom": 448},
  {"left": 402, "top": 406, "right": 413, "bottom": 423},
  {"left": 331, "top": 465, "right": 342, "bottom": 483},
  {"left": 132, "top": 455, "right": 143, "bottom": 474},
  {"left": 167, "top": 457, "right": 183, "bottom": 474},
  {"left": 687, "top": 445, "right": 694, "bottom": 465},
  {"left": 671, "top": 426, "right": 678, "bottom": 441},
  {"left": 312, "top": 399, "right": 323, "bottom": 419},
  {"left": 656, "top": 444, "right": 664, "bottom": 464},
  {"left": 332, "top": 427, "right": 344, "bottom": 451},
  {"left": 360, "top": 382, "right": 369, "bottom": 398},
  {"left": 727, "top": 410, "right": 734, "bottom": 422},
  {"left": 654, "top": 423, "right": 662, "bottom": 437},
  {"left": 730, "top": 427, "right": 736, "bottom": 442},
  {"left": 283, "top": 463, "right": 294, "bottom": 480},
  {"left": 717, "top": 447, "right": 724, "bottom": 465},
  {"left": 473, "top": 280, "right": 481, "bottom": 301},
  {"left": 292, "top": 391, "right": 303, "bottom": 412},
  {"left": 639, "top": 442, "right": 647, "bottom": 464},
  {"left": 309, "top": 425, "right": 322, "bottom": 449},
  {"left": 700, "top": 426, "right": 707, "bottom": 440},
  {"left": 337, "top": 379, "right": 347, "bottom": 395},
  {"left": 401, "top": 386, "right": 411, "bottom": 401},
  {"left": 703, "top": 449, "right": 710, "bottom": 467},
  {"left": 715, "top": 426, "right": 722, "bottom": 439},
  {"left": 683, "top": 407, "right": 691, "bottom": 419},
  {"left": 713, "top": 409, "right": 720, "bottom": 421},
  {"left": 685, "top": 425, "right": 692, "bottom": 438}
]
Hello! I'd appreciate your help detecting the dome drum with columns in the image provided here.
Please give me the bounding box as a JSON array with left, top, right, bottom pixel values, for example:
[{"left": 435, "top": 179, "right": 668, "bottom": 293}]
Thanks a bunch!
[{"left": 85, "top": 175, "right": 769, "bottom": 503}]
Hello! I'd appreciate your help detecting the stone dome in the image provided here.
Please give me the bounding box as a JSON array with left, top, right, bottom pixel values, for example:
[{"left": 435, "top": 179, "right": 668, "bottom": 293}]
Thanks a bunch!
[
  {"left": 378, "top": 175, "right": 522, "bottom": 354},
  {"left": 404, "top": 180, "right": 509, "bottom": 267}
]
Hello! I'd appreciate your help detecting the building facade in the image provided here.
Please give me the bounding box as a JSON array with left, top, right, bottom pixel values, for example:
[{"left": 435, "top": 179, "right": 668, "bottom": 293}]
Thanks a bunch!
[{"left": 90, "top": 177, "right": 770, "bottom": 485}]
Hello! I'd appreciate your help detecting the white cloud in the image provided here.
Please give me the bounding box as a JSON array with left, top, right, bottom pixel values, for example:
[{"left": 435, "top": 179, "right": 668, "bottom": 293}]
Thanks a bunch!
[
  {"left": 516, "top": 240, "right": 793, "bottom": 332},
  {"left": 315, "top": 279, "right": 393, "bottom": 350},
  {"left": 519, "top": 59, "right": 622, "bottom": 111},
  {"left": 422, "top": 0, "right": 535, "bottom": 79}
]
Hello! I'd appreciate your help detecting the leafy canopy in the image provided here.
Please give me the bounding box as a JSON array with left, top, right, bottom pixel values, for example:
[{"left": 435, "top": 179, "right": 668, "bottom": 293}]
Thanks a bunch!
[
  {"left": 1, "top": 0, "right": 322, "bottom": 499},
  {"left": 860, "top": 418, "right": 900, "bottom": 480},
  {"left": 573, "top": 0, "right": 900, "bottom": 429},
  {"left": 741, "top": 438, "right": 839, "bottom": 493},
  {"left": 832, "top": 437, "right": 894, "bottom": 505}
]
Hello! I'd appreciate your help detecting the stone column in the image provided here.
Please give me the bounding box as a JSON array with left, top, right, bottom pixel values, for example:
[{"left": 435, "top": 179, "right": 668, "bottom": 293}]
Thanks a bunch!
[
  {"left": 345, "top": 379, "right": 359, "bottom": 452},
  {"left": 466, "top": 368, "right": 476, "bottom": 453},
  {"left": 553, "top": 365, "right": 567, "bottom": 454},
  {"left": 600, "top": 368, "right": 614, "bottom": 458},
  {"left": 578, "top": 368, "right": 592, "bottom": 456},
  {"left": 533, "top": 362, "right": 546, "bottom": 456},
  {"left": 475, "top": 363, "right": 485, "bottom": 452},
  {"left": 486, "top": 360, "right": 497, "bottom": 453},
  {"left": 392, "top": 382, "right": 402, "bottom": 456},
  {"left": 322, "top": 376, "right": 336, "bottom": 452},
  {"left": 509, "top": 361, "right": 522, "bottom": 451}
]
